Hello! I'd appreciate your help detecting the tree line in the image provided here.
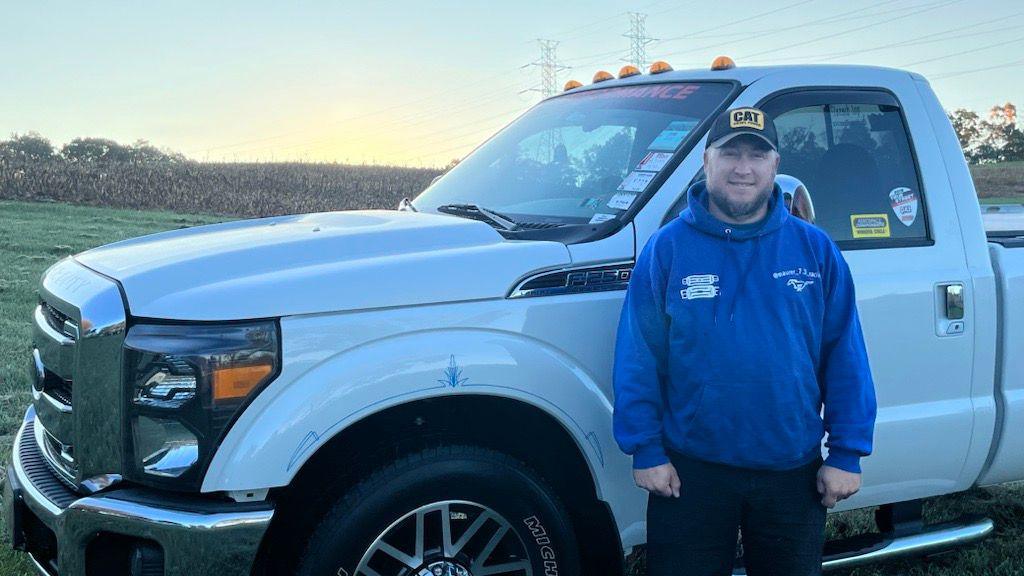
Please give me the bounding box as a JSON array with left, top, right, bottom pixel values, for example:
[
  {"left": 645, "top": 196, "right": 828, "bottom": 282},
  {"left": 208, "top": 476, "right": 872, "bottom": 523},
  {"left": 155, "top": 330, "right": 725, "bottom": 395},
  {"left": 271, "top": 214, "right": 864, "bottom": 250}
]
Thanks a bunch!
[
  {"left": 947, "top": 103, "right": 1024, "bottom": 164},
  {"left": 0, "top": 133, "right": 188, "bottom": 164}
]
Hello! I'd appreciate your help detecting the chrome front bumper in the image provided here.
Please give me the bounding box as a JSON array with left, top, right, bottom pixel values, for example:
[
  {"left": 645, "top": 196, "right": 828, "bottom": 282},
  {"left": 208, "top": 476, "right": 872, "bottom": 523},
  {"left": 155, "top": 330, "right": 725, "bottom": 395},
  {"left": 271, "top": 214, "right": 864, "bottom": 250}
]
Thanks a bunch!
[{"left": 3, "top": 408, "right": 274, "bottom": 576}]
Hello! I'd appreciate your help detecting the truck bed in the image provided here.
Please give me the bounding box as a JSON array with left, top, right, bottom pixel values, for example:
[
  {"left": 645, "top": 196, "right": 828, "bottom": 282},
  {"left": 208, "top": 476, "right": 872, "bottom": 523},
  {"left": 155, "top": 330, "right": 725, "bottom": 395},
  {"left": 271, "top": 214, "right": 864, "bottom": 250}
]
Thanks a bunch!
[{"left": 978, "top": 232, "right": 1024, "bottom": 485}]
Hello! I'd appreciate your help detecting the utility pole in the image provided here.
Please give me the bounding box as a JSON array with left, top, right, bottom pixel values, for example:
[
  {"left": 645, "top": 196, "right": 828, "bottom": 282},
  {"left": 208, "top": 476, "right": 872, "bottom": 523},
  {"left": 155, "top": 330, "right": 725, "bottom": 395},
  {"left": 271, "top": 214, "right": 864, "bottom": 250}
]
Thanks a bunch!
[
  {"left": 623, "top": 12, "right": 656, "bottom": 70},
  {"left": 525, "top": 39, "right": 570, "bottom": 99}
]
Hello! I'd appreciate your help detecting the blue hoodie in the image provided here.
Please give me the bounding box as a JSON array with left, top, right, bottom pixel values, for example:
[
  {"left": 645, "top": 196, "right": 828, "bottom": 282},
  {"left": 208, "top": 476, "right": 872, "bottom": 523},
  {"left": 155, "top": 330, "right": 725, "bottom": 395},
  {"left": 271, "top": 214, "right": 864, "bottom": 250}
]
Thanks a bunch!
[{"left": 612, "top": 180, "right": 877, "bottom": 474}]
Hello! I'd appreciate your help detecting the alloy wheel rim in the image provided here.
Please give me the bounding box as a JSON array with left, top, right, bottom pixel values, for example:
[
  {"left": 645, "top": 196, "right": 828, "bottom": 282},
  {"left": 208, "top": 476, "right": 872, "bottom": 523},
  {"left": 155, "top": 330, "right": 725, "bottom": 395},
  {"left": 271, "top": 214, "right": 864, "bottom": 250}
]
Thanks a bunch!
[{"left": 355, "top": 499, "right": 534, "bottom": 576}]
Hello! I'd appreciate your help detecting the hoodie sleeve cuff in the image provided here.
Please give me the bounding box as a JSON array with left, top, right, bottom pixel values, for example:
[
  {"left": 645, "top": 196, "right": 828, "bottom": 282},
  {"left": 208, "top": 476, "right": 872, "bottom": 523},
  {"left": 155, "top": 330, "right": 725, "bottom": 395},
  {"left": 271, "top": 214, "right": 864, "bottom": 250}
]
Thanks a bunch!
[
  {"left": 632, "top": 443, "right": 669, "bottom": 470},
  {"left": 825, "top": 448, "right": 862, "bottom": 474}
]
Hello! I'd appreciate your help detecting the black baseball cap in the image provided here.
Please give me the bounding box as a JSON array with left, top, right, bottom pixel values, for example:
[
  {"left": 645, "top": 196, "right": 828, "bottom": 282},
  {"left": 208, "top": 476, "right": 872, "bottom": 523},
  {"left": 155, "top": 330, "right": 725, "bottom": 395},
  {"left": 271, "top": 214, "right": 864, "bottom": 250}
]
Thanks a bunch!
[{"left": 705, "top": 107, "right": 778, "bottom": 151}]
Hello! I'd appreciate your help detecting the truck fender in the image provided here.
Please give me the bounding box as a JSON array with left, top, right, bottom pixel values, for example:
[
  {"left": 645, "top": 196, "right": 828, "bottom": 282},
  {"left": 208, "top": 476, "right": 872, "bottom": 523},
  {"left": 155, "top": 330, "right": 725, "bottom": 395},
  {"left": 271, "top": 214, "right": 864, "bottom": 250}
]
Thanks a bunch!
[{"left": 202, "top": 328, "right": 624, "bottom": 500}]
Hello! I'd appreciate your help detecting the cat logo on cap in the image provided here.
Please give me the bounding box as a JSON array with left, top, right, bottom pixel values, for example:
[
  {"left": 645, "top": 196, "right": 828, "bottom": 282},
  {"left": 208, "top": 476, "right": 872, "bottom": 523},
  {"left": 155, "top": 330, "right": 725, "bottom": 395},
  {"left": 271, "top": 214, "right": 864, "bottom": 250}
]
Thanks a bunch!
[{"left": 729, "top": 108, "right": 765, "bottom": 130}]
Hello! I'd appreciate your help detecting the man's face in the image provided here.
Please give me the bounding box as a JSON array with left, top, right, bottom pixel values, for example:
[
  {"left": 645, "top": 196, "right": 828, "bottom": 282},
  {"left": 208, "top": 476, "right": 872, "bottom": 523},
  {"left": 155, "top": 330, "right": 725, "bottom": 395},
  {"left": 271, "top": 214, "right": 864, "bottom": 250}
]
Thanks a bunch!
[{"left": 703, "top": 136, "right": 780, "bottom": 221}]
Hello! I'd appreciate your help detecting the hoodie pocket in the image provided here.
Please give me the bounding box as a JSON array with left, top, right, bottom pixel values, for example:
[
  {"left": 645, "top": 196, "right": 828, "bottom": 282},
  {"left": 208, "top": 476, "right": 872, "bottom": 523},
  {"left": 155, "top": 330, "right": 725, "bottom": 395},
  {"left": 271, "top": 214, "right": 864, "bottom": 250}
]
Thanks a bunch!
[{"left": 681, "top": 377, "right": 818, "bottom": 466}]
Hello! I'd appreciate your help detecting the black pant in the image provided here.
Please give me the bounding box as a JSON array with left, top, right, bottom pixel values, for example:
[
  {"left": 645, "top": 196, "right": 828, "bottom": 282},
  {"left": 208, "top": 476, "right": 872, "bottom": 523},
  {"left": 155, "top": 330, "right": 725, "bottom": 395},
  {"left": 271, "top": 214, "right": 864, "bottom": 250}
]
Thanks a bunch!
[{"left": 645, "top": 449, "right": 826, "bottom": 576}]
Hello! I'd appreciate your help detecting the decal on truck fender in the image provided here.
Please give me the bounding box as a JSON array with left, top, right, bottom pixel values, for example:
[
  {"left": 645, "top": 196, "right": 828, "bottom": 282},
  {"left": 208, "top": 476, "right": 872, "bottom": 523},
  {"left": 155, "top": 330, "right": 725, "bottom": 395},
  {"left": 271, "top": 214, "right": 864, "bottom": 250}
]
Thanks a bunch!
[
  {"left": 286, "top": 355, "right": 607, "bottom": 472},
  {"left": 438, "top": 355, "right": 469, "bottom": 388}
]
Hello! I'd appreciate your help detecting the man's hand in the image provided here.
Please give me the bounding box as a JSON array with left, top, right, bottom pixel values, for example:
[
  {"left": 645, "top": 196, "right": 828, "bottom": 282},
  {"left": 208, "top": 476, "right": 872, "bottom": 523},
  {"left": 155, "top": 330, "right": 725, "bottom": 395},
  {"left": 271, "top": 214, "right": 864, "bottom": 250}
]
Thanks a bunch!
[
  {"left": 817, "top": 464, "right": 860, "bottom": 508},
  {"left": 634, "top": 462, "right": 681, "bottom": 498}
]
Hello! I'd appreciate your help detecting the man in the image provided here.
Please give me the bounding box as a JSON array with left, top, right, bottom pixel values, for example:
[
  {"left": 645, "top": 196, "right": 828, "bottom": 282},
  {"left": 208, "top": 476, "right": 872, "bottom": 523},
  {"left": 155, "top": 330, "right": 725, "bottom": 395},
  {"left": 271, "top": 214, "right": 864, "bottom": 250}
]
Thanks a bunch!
[{"left": 612, "top": 107, "right": 877, "bottom": 576}]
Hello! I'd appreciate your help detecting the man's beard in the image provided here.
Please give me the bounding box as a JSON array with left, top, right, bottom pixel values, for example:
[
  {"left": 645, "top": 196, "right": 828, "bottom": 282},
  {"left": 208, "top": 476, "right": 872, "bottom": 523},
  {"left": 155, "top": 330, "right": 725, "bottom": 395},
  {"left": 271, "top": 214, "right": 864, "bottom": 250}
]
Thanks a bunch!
[{"left": 708, "top": 185, "right": 772, "bottom": 221}]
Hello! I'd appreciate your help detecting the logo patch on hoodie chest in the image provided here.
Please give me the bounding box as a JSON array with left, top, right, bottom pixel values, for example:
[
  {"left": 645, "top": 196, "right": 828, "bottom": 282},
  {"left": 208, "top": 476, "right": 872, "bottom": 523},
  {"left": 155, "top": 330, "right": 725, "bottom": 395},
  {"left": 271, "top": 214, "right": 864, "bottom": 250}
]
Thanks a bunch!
[
  {"left": 680, "top": 273, "right": 720, "bottom": 300},
  {"left": 772, "top": 267, "right": 820, "bottom": 293}
]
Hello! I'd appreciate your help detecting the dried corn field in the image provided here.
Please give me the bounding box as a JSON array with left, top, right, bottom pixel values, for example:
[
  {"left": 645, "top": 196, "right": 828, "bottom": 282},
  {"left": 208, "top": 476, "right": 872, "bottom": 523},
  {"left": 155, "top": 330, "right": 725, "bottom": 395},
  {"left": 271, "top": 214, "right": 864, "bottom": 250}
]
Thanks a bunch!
[{"left": 0, "top": 159, "right": 443, "bottom": 218}]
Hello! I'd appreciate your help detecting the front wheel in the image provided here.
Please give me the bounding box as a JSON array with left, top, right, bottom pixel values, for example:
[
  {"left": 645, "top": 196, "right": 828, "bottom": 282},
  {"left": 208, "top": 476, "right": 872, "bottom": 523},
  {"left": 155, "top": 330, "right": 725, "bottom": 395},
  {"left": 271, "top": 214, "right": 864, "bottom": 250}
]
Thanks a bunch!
[{"left": 297, "top": 444, "right": 581, "bottom": 576}]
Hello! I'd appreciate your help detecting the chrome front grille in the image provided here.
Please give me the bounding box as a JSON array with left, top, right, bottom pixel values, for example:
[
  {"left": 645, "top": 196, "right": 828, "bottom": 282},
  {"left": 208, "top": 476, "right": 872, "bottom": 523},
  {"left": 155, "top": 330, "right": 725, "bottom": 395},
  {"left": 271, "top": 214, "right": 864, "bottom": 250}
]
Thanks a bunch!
[
  {"left": 41, "top": 301, "right": 78, "bottom": 340},
  {"left": 35, "top": 417, "right": 79, "bottom": 490},
  {"left": 30, "top": 257, "right": 127, "bottom": 491},
  {"left": 32, "top": 347, "right": 74, "bottom": 410}
]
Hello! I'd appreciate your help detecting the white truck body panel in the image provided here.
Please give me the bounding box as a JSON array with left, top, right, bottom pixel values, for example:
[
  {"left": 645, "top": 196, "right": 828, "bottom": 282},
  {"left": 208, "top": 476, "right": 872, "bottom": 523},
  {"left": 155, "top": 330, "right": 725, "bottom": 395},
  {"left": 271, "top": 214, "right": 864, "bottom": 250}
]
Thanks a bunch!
[
  {"left": 978, "top": 243, "right": 1024, "bottom": 485},
  {"left": 75, "top": 210, "right": 571, "bottom": 320}
]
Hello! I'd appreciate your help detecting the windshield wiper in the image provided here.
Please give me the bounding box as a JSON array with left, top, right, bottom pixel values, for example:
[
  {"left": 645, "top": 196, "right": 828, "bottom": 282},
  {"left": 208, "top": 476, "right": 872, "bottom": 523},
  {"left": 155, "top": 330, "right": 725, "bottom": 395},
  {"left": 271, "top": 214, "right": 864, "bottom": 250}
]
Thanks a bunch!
[{"left": 436, "top": 203, "right": 519, "bottom": 231}]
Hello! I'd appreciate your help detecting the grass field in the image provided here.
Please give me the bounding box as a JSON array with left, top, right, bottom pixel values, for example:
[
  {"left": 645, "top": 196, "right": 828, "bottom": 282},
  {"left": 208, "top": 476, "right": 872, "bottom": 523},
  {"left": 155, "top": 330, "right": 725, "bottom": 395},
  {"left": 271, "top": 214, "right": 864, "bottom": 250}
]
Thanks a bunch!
[
  {"left": 0, "top": 201, "right": 226, "bottom": 575},
  {"left": 1, "top": 199, "right": 1022, "bottom": 575},
  {"left": 971, "top": 161, "right": 1024, "bottom": 201}
]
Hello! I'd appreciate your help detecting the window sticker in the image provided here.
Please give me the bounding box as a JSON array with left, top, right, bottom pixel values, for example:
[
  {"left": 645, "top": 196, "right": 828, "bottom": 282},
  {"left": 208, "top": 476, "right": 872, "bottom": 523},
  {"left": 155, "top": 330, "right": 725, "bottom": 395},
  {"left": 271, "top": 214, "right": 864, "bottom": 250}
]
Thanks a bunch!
[
  {"left": 636, "top": 151, "right": 673, "bottom": 172},
  {"left": 889, "top": 187, "right": 919, "bottom": 227},
  {"left": 579, "top": 197, "right": 601, "bottom": 209},
  {"left": 648, "top": 119, "right": 700, "bottom": 151},
  {"left": 850, "top": 213, "right": 891, "bottom": 238},
  {"left": 617, "top": 170, "right": 656, "bottom": 192},
  {"left": 589, "top": 213, "right": 616, "bottom": 224},
  {"left": 607, "top": 193, "right": 637, "bottom": 211}
]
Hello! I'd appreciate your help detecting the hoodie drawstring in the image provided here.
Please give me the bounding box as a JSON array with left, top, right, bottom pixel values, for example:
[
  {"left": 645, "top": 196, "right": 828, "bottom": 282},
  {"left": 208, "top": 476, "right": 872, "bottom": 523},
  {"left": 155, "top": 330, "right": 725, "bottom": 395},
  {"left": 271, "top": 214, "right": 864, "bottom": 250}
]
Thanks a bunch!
[{"left": 714, "top": 228, "right": 763, "bottom": 325}]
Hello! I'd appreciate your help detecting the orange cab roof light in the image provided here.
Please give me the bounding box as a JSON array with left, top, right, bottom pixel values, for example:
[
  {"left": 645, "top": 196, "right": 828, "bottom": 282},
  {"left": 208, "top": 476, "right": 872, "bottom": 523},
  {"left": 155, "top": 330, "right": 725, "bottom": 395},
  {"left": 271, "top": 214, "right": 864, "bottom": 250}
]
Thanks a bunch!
[
  {"left": 564, "top": 80, "right": 583, "bottom": 91},
  {"left": 711, "top": 56, "right": 736, "bottom": 70},
  {"left": 649, "top": 60, "right": 673, "bottom": 74},
  {"left": 618, "top": 65, "right": 641, "bottom": 79},
  {"left": 592, "top": 70, "right": 614, "bottom": 83}
]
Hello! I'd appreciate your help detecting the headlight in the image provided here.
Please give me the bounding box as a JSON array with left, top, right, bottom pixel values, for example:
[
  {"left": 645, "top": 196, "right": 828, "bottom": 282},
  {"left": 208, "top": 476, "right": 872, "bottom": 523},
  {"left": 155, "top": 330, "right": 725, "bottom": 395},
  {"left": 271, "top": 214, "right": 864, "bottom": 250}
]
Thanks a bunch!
[{"left": 124, "top": 321, "right": 279, "bottom": 490}]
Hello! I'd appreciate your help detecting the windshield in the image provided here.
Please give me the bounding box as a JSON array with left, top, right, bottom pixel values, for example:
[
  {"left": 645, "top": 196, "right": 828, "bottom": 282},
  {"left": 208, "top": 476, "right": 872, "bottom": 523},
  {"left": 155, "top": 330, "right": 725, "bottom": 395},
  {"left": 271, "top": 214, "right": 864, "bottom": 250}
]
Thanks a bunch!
[{"left": 413, "top": 82, "right": 734, "bottom": 226}]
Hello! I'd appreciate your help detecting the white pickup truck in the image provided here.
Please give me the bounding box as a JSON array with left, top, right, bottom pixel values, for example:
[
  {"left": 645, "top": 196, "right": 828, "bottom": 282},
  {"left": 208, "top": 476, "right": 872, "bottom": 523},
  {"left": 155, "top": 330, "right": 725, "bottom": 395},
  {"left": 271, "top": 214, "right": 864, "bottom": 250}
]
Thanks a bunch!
[{"left": 4, "top": 62, "right": 1023, "bottom": 576}]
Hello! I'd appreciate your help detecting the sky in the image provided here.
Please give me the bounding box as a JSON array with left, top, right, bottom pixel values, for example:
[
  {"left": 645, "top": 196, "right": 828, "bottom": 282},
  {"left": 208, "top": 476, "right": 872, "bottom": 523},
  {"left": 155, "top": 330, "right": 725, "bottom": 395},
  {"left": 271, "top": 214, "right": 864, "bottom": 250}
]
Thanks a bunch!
[{"left": 2, "top": 0, "right": 1021, "bottom": 167}]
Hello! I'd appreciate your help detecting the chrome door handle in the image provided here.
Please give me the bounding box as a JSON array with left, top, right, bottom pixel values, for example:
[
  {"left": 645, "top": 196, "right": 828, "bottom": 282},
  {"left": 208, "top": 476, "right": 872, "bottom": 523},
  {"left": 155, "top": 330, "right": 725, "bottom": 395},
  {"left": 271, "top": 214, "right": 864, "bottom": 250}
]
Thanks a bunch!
[{"left": 945, "top": 284, "right": 964, "bottom": 320}]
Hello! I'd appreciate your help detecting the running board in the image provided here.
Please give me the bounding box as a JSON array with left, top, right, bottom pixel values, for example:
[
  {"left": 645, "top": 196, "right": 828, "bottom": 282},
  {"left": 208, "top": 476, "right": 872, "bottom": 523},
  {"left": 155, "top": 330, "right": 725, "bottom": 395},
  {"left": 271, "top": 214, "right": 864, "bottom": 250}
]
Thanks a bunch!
[{"left": 731, "top": 515, "right": 993, "bottom": 574}]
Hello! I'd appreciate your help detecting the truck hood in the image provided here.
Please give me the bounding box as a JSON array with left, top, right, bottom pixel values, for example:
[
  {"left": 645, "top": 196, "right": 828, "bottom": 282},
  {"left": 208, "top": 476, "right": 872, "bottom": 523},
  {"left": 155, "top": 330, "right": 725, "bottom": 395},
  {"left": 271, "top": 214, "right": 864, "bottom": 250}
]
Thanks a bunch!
[{"left": 75, "top": 210, "right": 570, "bottom": 321}]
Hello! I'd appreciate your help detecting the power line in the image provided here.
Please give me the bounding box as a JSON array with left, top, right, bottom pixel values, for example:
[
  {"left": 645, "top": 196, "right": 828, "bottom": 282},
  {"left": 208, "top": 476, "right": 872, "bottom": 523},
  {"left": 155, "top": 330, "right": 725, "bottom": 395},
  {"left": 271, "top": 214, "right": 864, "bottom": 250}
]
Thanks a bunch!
[
  {"left": 219, "top": 77, "right": 532, "bottom": 158},
  {"left": 387, "top": 107, "right": 529, "bottom": 157},
  {"left": 900, "top": 35, "right": 1024, "bottom": 68},
  {"left": 655, "top": 0, "right": 818, "bottom": 48},
  {"left": 186, "top": 68, "right": 522, "bottom": 156},
  {"left": 736, "top": 0, "right": 961, "bottom": 60},
  {"left": 652, "top": 0, "right": 915, "bottom": 62},
  {"left": 930, "top": 56, "right": 1024, "bottom": 80},
  {"left": 740, "top": 12, "right": 1024, "bottom": 64}
]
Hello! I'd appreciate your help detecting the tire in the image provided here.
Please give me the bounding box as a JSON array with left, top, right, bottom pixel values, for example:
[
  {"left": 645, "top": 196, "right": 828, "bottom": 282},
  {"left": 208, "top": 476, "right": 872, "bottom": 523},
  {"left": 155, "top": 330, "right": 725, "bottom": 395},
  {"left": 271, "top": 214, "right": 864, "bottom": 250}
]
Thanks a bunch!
[{"left": 296, "top": 444, "right": 582, "bottom": 576}]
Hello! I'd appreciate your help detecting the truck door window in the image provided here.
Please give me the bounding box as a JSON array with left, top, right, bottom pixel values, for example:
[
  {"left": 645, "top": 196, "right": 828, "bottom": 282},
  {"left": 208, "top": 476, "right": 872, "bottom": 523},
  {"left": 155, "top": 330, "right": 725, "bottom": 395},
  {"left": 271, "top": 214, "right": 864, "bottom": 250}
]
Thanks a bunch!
[{"left": 765, "top": 91, "right": 931, "bottom": 248}]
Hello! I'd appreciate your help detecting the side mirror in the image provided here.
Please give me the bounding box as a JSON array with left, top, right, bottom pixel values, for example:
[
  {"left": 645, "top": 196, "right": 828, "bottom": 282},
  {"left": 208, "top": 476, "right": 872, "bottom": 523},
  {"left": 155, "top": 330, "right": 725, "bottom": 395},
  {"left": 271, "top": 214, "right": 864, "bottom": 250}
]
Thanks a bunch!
[{"left": 775, "top": 174, "right": 815, "bottom": 224}]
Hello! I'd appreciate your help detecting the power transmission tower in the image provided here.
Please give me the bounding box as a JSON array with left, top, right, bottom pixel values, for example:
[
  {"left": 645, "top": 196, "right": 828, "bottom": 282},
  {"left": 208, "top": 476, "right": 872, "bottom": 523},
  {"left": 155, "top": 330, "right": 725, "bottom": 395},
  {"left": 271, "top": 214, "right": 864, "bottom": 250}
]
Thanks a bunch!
[
  {"left": 523, "top": 39, "right": 571, "bottom": 160},
  {"left": 623, "top": 12, "right": 657, "bottom": 70},
  {"left": 525, "top": 39, "right": 570, "bottom": 99}
]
